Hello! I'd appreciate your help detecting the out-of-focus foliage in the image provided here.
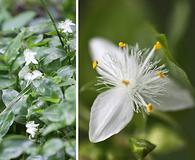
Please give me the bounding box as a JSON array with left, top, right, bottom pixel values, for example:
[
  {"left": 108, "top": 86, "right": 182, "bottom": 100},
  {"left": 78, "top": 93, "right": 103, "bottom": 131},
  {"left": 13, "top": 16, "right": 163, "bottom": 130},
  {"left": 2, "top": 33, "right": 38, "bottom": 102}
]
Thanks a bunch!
[
  {"left": 0, "top": 0, "right": 76, "bottom": 159},
  {"left": 79, "top": 0, "right": 195, "bottom": 160}
]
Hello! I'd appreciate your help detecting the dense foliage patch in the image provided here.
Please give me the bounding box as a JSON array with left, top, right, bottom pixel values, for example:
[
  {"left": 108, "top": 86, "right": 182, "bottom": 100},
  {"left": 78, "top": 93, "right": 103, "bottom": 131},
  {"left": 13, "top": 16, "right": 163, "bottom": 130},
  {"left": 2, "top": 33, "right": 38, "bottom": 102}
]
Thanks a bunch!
[{"left": 0, "top": 0, "right": 76, "bottom": 159}]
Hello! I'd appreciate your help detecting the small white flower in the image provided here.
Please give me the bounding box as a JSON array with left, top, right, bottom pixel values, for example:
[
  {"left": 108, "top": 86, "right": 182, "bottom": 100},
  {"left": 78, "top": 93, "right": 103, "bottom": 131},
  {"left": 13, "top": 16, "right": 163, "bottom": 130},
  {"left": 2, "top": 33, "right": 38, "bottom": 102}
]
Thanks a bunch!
[
  {"left": 58, "top": 19, "right": 75, "bottom": 33},
  {"left": 89, "top": 38, "right": 194, "bottom": 143},
  {"left": 24, "top": 49, "right": 38, "bottom": 66},
  {"left": 24, "top": 70, "right": 43, "bottom": 82},
  {"left": 26, "top": 121, "right": 39, "bottom": 138}
]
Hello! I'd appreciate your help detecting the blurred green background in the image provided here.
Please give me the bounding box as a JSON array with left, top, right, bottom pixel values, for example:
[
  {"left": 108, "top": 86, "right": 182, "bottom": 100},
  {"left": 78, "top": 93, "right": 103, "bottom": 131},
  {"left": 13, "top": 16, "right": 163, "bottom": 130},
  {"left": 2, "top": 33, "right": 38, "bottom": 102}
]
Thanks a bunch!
[
  {"left": 0, "top": 0, "right": 75, "bottom": 21},
  {"left": 79, "top": 0, "right": 195, "bottom": 159}
]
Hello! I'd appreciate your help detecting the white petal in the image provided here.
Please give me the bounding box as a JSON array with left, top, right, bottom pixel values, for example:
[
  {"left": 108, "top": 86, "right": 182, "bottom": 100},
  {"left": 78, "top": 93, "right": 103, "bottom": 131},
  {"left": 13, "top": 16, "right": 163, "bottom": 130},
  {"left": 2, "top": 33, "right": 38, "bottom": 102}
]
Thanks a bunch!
[
  {"left": 89, "top": 38, "right": 123, "bottom": 63},
  {"left": 24, "top": 73, "right": 33, "bottom": 81},
  {"left": 31, "top": 70, "right": 42, "bottom": 80},
  {"left": 25, "top": 60, "right": 31, "bottom": 66},
  {"left": 89, "top": 87, "right": 134, "bottom": 143},
  {"left": 154, "top": 78, "right": 194, "bottom": 111},
  {"left": 31, "top": 58, "right": 38, "bottom": 64},
  {"left": 89, "top": 38, "right": 129, "bottom": 85}
]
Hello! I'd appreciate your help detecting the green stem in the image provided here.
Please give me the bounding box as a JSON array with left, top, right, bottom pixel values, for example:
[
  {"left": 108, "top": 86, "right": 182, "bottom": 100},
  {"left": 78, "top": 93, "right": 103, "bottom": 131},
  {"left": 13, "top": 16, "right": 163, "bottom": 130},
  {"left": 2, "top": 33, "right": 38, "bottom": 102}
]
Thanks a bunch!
[{"left": 40, "top": 0, "right": 64, "bottom": 48}]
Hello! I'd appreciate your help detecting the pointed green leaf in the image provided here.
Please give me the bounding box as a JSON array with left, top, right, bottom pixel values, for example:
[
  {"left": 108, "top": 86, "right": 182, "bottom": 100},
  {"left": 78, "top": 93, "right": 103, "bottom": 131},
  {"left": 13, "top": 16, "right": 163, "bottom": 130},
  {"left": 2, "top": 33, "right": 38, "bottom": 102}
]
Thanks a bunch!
[
  {"left": 157, "top": 34, "right": 194, "bottom": 91},
  {"left": 2, "top": 11, "right": 35, "bottom": 31},
  {"left": 42, "top": 138, "right": 64, "bottom": 157},
  {"left": 0, "top": 135, "right": 33, "bottom": 159},
  {"left": 4, "top": 29, "right": 26, "bottom": 64},
  {"left": 0, "top": 110, "right": 15, "bottom": 138}
]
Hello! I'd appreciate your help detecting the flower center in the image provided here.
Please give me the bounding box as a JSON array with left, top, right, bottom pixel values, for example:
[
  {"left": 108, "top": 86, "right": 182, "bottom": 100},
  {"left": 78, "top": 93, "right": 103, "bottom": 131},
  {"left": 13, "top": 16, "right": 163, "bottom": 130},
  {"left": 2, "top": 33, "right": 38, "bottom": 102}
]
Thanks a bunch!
[{"left": 122, "top": 80, "right": 130, "bottom": 86}]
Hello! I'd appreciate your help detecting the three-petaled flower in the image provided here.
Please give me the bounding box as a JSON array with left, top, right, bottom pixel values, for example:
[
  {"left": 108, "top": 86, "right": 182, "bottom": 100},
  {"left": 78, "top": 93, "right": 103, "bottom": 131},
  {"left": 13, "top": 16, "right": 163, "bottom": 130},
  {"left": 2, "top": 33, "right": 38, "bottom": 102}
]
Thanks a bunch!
[
  {"left": 58, "top": 19, "right": 75, "bottom": 33},
  {"left": 24, "top": 49, "right": 38, "bottom": 66},
  {"left": 26, "top": 121, "right": 39, "bottom": 138},
  {"left": 89, "top": 38, "right": 194, "bottom": 143},
  {"left": 24, "top": 70, "right": 43, "bottom": 82}
]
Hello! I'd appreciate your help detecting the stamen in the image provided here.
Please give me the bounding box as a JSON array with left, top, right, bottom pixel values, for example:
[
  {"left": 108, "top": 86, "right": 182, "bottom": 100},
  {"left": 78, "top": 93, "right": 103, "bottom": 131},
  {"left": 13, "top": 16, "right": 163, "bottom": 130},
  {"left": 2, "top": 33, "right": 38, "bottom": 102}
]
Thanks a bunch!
[
  {"left": 154, "top": 41, "right": 161, "bottom": 50},
  {"left": 156, "top": 71, "right": 165, "bottom": 79},
  {"left": 92, "top": 60, "right": 98, "bottom": 69},
  {"left": 118, "top": 42, "right": 126, "bottom": 48},
  {"left": 122, "top": 80, "right": 130, "bottom": 86},
  {"left": 146, "top": 103, "right": 153, "bottom": 113}
]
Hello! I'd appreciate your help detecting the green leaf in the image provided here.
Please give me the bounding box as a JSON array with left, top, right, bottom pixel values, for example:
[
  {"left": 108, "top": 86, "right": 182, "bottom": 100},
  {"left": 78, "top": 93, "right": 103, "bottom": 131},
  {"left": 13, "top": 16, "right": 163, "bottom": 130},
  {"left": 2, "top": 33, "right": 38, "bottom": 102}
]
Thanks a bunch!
[
  {"left": 43, "top": 104, "right": 66, "bottom": 122},
  {"left": 4, "top": 29, "right": 26, "bottom": 64},
  {"left": 43, "top": 48, "right": 65, "bottom": 65},
  {"left": 32, "top": 78, "right": 63, "bottom": 103},
  {"left": 60, "top": 78, "right": 75, "bottom": 87},
  {"left": 0, "top": 61, "right": 9, "bottom": 71},
  {"left": 0, "top": 76, "right": 15, "bottom": 89},
  {"left": 0, "top": 110, "right": 15, "bottom": 138},
  {"left": 129, "top": 137, "right": 156, "bottom": 160},
  {"left": 2, "top": 11, "right": 36, "bottom": 31},
  {"left": 63, "top": 102, "right": 75, "bottom": 125},
  {"left": 64, "top": 139, "right": 75, "bottom": 158},
  {"left": 11, "top": 55, "right": 25, "bottom": 71},
  {"left": 157, "top": 34, "right": 194, "bottom": 90},
  {"left": 42, "top": 102, "right": 75, "bottom": 125},
  {"left": 2, "top": 89, "right": 28, "bottom": 114},
  {"left": 27, "top": 20, "right": 53, "bottom": 34},
  {"left": 42, "top": 122, "right": 65, "bottom": 136},
  {"left": 57, "top": 66, "right": 75, "bottom": 79},
  {"left": 32, "top": 47, "right": 65, "bottom": 65},
  {"left": 0, "top": 135, "right": 33, "bottom": 159},
  {"left": 26, "top": 155, "right": 44, "bottom": 160},
  {"left": 0, "top": 8, "right": 11, "bottom": 24},
  {"left": 42, "top": 138, "right": 64, "bottom": 157},
  {"left": 2, "top": 89, "right": 18, "bottom": 106},
  {"left": 65, "top": 85, "right": 76, "bottom": 102}
]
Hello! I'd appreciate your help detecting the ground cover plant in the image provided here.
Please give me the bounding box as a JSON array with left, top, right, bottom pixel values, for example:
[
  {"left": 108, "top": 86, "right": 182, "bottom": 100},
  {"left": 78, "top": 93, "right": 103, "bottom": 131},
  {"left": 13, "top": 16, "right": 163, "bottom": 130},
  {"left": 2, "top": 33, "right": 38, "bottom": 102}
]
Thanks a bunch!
[{"left": 0, "top": 0, "right": 76, "bottom": 159}]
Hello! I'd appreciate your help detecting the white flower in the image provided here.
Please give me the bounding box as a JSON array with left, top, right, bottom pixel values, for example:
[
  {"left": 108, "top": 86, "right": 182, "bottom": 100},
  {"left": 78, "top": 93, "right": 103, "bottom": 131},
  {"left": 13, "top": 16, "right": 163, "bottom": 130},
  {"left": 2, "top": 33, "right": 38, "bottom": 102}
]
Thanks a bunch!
[
  {"left": 24, "top": 49, "right": 38, "bottom": 66},
  {"left": 24, "top": 70, "right": 43, "bottom": 82},
  {"left": 89, "top": 38, "right": 194, "bottom": 143},
  {"left": 58, "top": 19, "right": 75, "bottom": 33},
  {"left": 26, "top": 121, "right": 39, "bottom": 138}
]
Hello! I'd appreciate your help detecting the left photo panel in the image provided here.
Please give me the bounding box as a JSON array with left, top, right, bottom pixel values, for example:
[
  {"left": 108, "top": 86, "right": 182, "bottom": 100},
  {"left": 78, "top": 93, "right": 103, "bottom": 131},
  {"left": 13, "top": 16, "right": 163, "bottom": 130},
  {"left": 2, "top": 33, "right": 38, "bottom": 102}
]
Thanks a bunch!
[{"left": 0, "top": 0, "right": 76, "bottom": 159}]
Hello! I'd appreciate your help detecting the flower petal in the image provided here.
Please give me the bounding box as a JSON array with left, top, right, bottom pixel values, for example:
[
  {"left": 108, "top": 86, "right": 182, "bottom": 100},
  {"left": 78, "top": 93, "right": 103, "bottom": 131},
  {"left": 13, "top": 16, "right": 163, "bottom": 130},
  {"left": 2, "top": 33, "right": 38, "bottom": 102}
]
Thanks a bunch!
[
  {"left": 89, "top": 38, "right": 122, "bottom": 63},
  {"left": 154, "top": 78, "right": 194, "bottom": 111},
  {"left": 31, "top": 58, "right": 38, "bottom": 64},
  {"left": 89, "top": 87, "right": 134, "bottom": 143},
  {"left": 89, "top": 38, "right": 129, "bottom": 86},
  {"left": 31, "top": 70, "right": 42, "bottom": 80}
]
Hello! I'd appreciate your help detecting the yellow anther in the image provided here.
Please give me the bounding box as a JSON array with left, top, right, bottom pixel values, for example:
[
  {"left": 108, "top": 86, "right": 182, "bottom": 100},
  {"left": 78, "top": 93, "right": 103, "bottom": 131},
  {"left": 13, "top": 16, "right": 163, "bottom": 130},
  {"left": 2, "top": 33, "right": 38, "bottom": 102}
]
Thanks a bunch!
[
  {"left": 156, "top": 71, "right": 165, "bottom": 79},
  {"left": 118, "top": 42, "right": 126, "bottom": 48},
  {"left": 122, "top": 80, "right": 130, "bottom": 86},
  {"left": 154, "top": 41, "right": 162, "bottom": 50},
  {"left": 92, "top": 60, "right": 98, "bottom": 69},
  {"left": 146, "top": 103, "right": 153, "bottom": 113}
]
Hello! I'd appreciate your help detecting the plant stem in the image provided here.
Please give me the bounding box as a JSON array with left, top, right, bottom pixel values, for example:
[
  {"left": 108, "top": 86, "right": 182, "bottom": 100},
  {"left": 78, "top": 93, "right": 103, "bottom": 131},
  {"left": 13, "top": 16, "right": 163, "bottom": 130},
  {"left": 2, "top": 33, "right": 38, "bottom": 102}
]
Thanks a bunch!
[{"left": 40, "top": 0, "right": 64, "bottom": 48}]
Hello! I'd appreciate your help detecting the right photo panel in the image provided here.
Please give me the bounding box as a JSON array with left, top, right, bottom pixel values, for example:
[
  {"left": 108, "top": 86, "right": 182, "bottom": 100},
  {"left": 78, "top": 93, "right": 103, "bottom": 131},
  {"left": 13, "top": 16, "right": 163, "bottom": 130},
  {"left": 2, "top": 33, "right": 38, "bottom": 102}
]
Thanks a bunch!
[{"left": 79, "top": 0, "right": 195, "bottom": 160}]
